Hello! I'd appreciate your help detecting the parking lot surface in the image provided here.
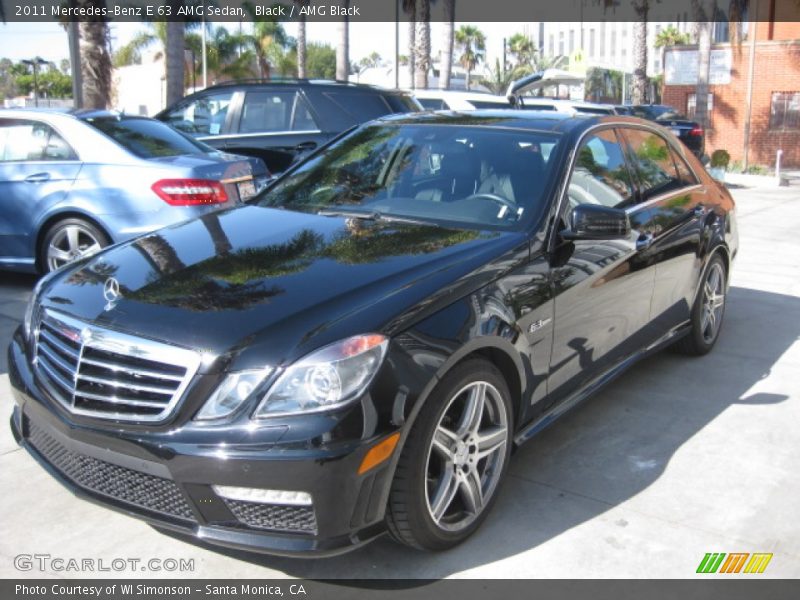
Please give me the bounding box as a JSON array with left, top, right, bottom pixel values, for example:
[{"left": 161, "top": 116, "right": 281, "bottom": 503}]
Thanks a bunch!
[{"left": 1, "top": 184, "right": 798, "bottom": 578}]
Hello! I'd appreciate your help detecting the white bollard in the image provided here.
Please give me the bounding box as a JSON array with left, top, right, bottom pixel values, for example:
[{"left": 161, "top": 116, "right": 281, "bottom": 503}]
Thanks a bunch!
[{"left": 776, "top": 149, "right": 783, "bottom": 186}]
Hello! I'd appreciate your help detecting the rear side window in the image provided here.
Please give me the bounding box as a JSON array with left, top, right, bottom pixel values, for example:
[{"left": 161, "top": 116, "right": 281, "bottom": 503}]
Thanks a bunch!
[
  {"left": 417, "top": 97, "right": 447, "bottom": 110},
  {"left": 87, "top": 117, "right": 207, "bottom": 158},
  {"left": 238, "top": 91, "right": 319, "bottom": 133},
  {"left": 323, "top": 92, "right": 393, "bottom": 120},
  {"left": 163, "top": 91, "right": 234, "bottom": 136},
  {"left": 469, "top": 100, "right": 514, "bottom": 109},
  {"left": 0, "top": 119, "right": 77, "bottom": 162},
  {"left": 567, "top": 129, "right": 634, "bottom": 209},
  {"left": 671, "top": 148, "right": 699, "bottom": 186},
  {"left": 385, "top": 94, "right": 422, "bottom": 113},
  {"left": 622, "top": 128, "right": 686, "bottom": 201}
]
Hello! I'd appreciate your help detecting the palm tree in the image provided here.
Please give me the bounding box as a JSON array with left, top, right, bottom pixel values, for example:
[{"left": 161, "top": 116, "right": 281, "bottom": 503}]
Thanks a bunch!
[
  {"left": 402, "top": 0, "right": 416, "bottom": 88},
  {"left": 296, "top": 0, "right": 308, "bottom": 78},
  {"left": 165, "top": 19, "right": 185, "bottom": 105},
  {"left": 439, "top": 0, "right": 455, "bottom": 90},
  {"left": 336, "top": 0, "right": 350, "bottom": 80},
  {"left": 415, "top": 0, "right": 432, "bottom": 89},
  {"left": 252, "top": 21, "right": 288, "bottom": 80},
  {"left": 455, "top": 24, "right": 486, "bottom": 91},
  {"left": 78, "top": 1, "right": 112, "bottom": 108},
  {"left": 508, "top": 33, "right": 536, "bottom": 69},
  {"left": 185, "top": 27, "right": 256, "bottom": 83},
  {"left": 631, "top": 0, "right": 649, "bottom": 105},
  {"left": 480, "top": 58, "right": 520, "bottom": 94}
]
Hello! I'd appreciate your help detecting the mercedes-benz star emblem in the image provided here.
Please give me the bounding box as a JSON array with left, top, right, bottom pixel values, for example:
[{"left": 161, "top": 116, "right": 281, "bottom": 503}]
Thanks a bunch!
[{"left": 103, "top": 277, "right": 121, "bottom": 311}]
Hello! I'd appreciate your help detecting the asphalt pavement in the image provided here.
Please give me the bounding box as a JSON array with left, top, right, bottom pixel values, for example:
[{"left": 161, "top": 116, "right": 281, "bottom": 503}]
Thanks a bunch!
[{"left": 1, "top": 183, "right": 798, "bottom": 578}]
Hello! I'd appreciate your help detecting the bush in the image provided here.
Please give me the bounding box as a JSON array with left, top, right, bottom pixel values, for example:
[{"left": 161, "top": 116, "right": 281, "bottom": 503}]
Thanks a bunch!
[{"left": 710, "top": 149, "right": 731, "bottom": 169}]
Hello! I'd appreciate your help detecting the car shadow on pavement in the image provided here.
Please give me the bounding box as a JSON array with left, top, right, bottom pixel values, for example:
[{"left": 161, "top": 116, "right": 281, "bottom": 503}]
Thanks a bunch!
[
  {"left": 0, "top": 272, "right": 38, "bottom": 376},
  {"left": 152, "top": 284, "right": 796, "bottom": 579}
]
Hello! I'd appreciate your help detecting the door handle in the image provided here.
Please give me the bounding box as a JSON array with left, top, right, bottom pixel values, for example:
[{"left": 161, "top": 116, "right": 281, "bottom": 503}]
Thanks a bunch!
[
  {"left": 294, "top": 141, "right": 317, "bottom": 152},
  {"left": 24, "top": 172, "right": 50, "bottom": 183},
  {"left": 636, "top": 232, "right": 654, "bottom": 251},
  {"left": 693, "top": 204, "right": 706, "bottom": 217}
]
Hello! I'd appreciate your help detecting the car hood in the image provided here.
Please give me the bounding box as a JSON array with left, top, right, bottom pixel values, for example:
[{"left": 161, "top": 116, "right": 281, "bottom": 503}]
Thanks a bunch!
[{"left": 40, "top": 206, "right": 522, "bottom": 371}]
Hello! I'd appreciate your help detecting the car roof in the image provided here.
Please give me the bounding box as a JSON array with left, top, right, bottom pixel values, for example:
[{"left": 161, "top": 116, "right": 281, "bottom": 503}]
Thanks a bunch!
[
  {"left": 412, "top": 89, "right": 508, "bottom": 102},
  {"left": 199, "top": 78, "right": 408, "bottom": 95},
  {"left": 376, "top": 109, "right": 614, "bottom": 132},
  {"left": 0, "top": 107, "right": 141, "bottom": 122}
]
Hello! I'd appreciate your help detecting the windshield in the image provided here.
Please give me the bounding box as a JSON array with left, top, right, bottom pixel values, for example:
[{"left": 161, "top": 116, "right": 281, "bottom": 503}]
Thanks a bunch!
[
  {"left": 87, "top": 116, "right": 211, "bottom": 158},
  {"left": 259, "top": 123, "right": 561, "bottom": 230}
]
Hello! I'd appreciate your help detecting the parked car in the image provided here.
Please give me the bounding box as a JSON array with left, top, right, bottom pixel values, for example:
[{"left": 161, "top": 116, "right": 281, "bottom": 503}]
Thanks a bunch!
[
  {"left": 630, "top": 104, "right": 705, "bottom": 157},
  {"left": 156, "top": 80, "right": 421, "bottom": 174},
  {"left": 413, "top": 89, "right": 514, "bottom": 110},
  {"left": 9, "top": 111, "right": 737, "bottom": 556},
  {"left": 0, "top": 109, "right": 268, "bottom": 273}
]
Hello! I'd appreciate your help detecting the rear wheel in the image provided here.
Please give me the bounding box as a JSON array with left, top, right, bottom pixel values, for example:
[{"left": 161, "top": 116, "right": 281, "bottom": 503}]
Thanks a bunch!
[
  {"left": 674, "top": 254, "right": 727, "bottom": 355},
  {"left": 386, "top": 359, "right": 513, "bottom": 551},
  {"left": 40, "top": 218, "right": 110, "bottom": 273}
]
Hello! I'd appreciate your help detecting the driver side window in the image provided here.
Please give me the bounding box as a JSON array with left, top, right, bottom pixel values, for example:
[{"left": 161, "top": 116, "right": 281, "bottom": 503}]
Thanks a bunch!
[{"left": 568, "top": 129, "right": 634, "bottom": 209}]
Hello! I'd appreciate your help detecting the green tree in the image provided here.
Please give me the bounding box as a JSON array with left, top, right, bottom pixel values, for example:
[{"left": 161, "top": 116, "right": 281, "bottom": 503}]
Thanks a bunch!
[
  {"left": 455, "top": 24, "right": 486, "bottom": 90},
  {"left": 508, "top": 32, "right": 536, "bottom": 68},
  {"left": 306, "top": 43, "right": 336, "bottom": 79}
]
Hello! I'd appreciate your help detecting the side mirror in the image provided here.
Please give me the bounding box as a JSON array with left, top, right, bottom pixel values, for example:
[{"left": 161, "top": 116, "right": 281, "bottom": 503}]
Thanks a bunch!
[{"left": 561, "top": 204, "right": 631, "bottom": 241}]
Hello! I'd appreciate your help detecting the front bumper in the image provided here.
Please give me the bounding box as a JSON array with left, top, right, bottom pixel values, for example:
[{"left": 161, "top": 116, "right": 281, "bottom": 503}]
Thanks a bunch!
[{"left": 7, "top": 332, "right": 394, "bottom": 557}]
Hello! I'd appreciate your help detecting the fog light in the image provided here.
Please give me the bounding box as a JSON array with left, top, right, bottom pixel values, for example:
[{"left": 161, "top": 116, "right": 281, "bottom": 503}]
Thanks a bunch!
[{"left": 212, "top": 485, "right": 312, "bottom": 506}]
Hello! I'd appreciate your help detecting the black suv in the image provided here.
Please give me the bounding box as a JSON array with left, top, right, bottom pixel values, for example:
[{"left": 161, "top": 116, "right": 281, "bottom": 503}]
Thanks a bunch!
[{"left": 156, "top": 80, "right": 421, "bottom": 174}]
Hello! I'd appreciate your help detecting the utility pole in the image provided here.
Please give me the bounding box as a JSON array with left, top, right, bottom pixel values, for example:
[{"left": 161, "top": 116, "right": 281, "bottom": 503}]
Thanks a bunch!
[{"left": 22, "top": 57, "right": 48, "bottom": 108}]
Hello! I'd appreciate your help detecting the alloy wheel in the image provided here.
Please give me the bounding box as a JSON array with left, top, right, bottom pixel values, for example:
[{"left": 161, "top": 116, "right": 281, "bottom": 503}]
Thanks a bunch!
[
  {"left": 700, "top": 262, "right": 726, "bottom": 344},
  {"left": 424, "top": 380, "right": 509, "bottom": 532},
  {"left": 46, "top": 224, "right": 104, "bottom": 271}
]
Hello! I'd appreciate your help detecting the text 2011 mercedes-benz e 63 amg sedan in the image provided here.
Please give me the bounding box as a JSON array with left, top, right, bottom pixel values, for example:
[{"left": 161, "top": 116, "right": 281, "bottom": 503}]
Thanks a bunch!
[{"left": 9, "top": 111, "right": 737, "bottom": 556}]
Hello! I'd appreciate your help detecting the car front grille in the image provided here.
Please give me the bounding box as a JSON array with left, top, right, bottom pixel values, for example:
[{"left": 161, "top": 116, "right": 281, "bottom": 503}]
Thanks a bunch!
[
  {"left": 34, "top": 310, "right": 201, "bottom": 422},
  {"left": 26, "top": 419, "right": 196, "bottom": 522},
  {"left": 223, "top": 499, "right": 318, "bottom": 534}
]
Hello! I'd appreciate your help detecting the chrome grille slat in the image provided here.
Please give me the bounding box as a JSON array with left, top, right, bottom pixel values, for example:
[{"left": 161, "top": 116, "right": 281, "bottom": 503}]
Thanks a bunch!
[
  {"left": 37, "top": 343, "right": 78, "bottom": 378},
  {"left": 34, "top": 309, "right": 201, "bottom": 422},
  {"left": 76, "top": 373, "right": 176, "bottom": 396},
  {"left": 73, "top": 390, "right": 169, "bottom": 409},
  {"left": 37, "top": 356, "right": 75, "bottom": 395},
  {"left": 79, "top": 357, "right": 185, "bottom": 382},
  {"left": 38, "top": 329, "right": 81, "bottom": 361}
]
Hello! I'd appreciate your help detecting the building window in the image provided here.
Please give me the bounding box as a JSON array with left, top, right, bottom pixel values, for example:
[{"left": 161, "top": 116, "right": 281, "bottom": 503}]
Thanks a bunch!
[
  {"left": 611, "top": 31, "right": 616, "bottom": 57},
  {"left": 549, "top": 34, "right": 555, "bottom": 56},
  {"left": 559, "top": 32, "right": 565, "bottom": 55},
  {"left": 770, "top": 92, "right": 800, "bottom": 130},
  {"left": 599, "top": 25, "right": 605, "bottom": 58},
  {"left": 589, "top": 29, "right": 596, "bottom": 57},
  {"left": 569, "top": 30, "right": 575, "bottom": 54}
]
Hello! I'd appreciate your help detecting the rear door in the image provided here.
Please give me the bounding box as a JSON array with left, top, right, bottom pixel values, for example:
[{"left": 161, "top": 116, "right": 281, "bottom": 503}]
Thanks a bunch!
[
  {"left": 546, "top": 127, "right": 656, "bottom": 406},
  {"left": 619, "top": 126, "right": 707, "bottom": 335},
  {"left": 225, "top": 88, "right": 324, "bottom": 173},
  {"left": 0, "top": 118, "right": 82, "bottom": 266}
]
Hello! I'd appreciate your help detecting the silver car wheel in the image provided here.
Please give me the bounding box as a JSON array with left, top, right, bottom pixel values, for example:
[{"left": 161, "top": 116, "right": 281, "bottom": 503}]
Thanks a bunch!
[
  {"left": 424, "top": 380, "right": 509, "bottom": 532},
  {"left": 46, "top": 224, "right": 103, "bottom": 271},
  {"left": 700, "top": 262, "right": 725, "bottom": 344}
]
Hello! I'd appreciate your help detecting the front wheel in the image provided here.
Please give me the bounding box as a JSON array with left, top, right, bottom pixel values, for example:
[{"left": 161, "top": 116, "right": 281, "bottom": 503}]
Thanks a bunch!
[{"left": 386, "top": 359, "right": 513, "bottom": 551}]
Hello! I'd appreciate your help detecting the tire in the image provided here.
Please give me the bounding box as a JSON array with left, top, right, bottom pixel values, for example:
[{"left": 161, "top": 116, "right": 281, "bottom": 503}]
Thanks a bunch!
[
  {"left": 386, "top": 359, "right": 513, "bottom": 551},
  {"left": 673, "top": 254, "right": 727, "bottom": 356},
  {"left": 39, "top": 218, "right": 110, "bottom": 273}
]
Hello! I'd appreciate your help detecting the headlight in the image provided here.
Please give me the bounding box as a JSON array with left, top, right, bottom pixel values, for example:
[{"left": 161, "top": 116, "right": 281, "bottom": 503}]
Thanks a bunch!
[
  {"left": 253, "top": 334, "right": 388, "bottom": 418},
  {"left": 195, "top": 369, "right": 272, "bottom": 421}
]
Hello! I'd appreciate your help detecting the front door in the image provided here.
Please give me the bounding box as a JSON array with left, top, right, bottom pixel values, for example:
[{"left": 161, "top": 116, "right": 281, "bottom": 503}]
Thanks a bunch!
[{"left": 546, "top": 127, "right": 657, "bottom": 406}]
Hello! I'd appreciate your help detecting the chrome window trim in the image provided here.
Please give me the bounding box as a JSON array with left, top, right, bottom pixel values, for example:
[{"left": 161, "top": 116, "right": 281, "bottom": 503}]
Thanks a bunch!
[
  {"left": 197, "top": 130, "right": 321, "bottom": 141},
  {"left": 34, "top": 309, "right": 202, "bottom": 423}
]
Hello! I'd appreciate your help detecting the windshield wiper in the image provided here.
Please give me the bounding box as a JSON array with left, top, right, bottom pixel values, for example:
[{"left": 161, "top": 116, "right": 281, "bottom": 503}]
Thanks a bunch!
[{"left": 317, "top": 209, "right": 429, "bottom": 226}]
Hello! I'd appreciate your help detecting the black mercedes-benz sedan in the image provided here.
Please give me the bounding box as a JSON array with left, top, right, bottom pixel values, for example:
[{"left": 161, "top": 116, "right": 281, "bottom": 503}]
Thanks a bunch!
[{"left": 8, "top": 111, "right": 738, "bottom": 556}]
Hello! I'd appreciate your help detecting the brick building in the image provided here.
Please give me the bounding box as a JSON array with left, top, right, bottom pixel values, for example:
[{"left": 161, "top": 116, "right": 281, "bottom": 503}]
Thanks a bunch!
[{"left": 662, "top": 0, "right": 800, "bottom": 169}]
